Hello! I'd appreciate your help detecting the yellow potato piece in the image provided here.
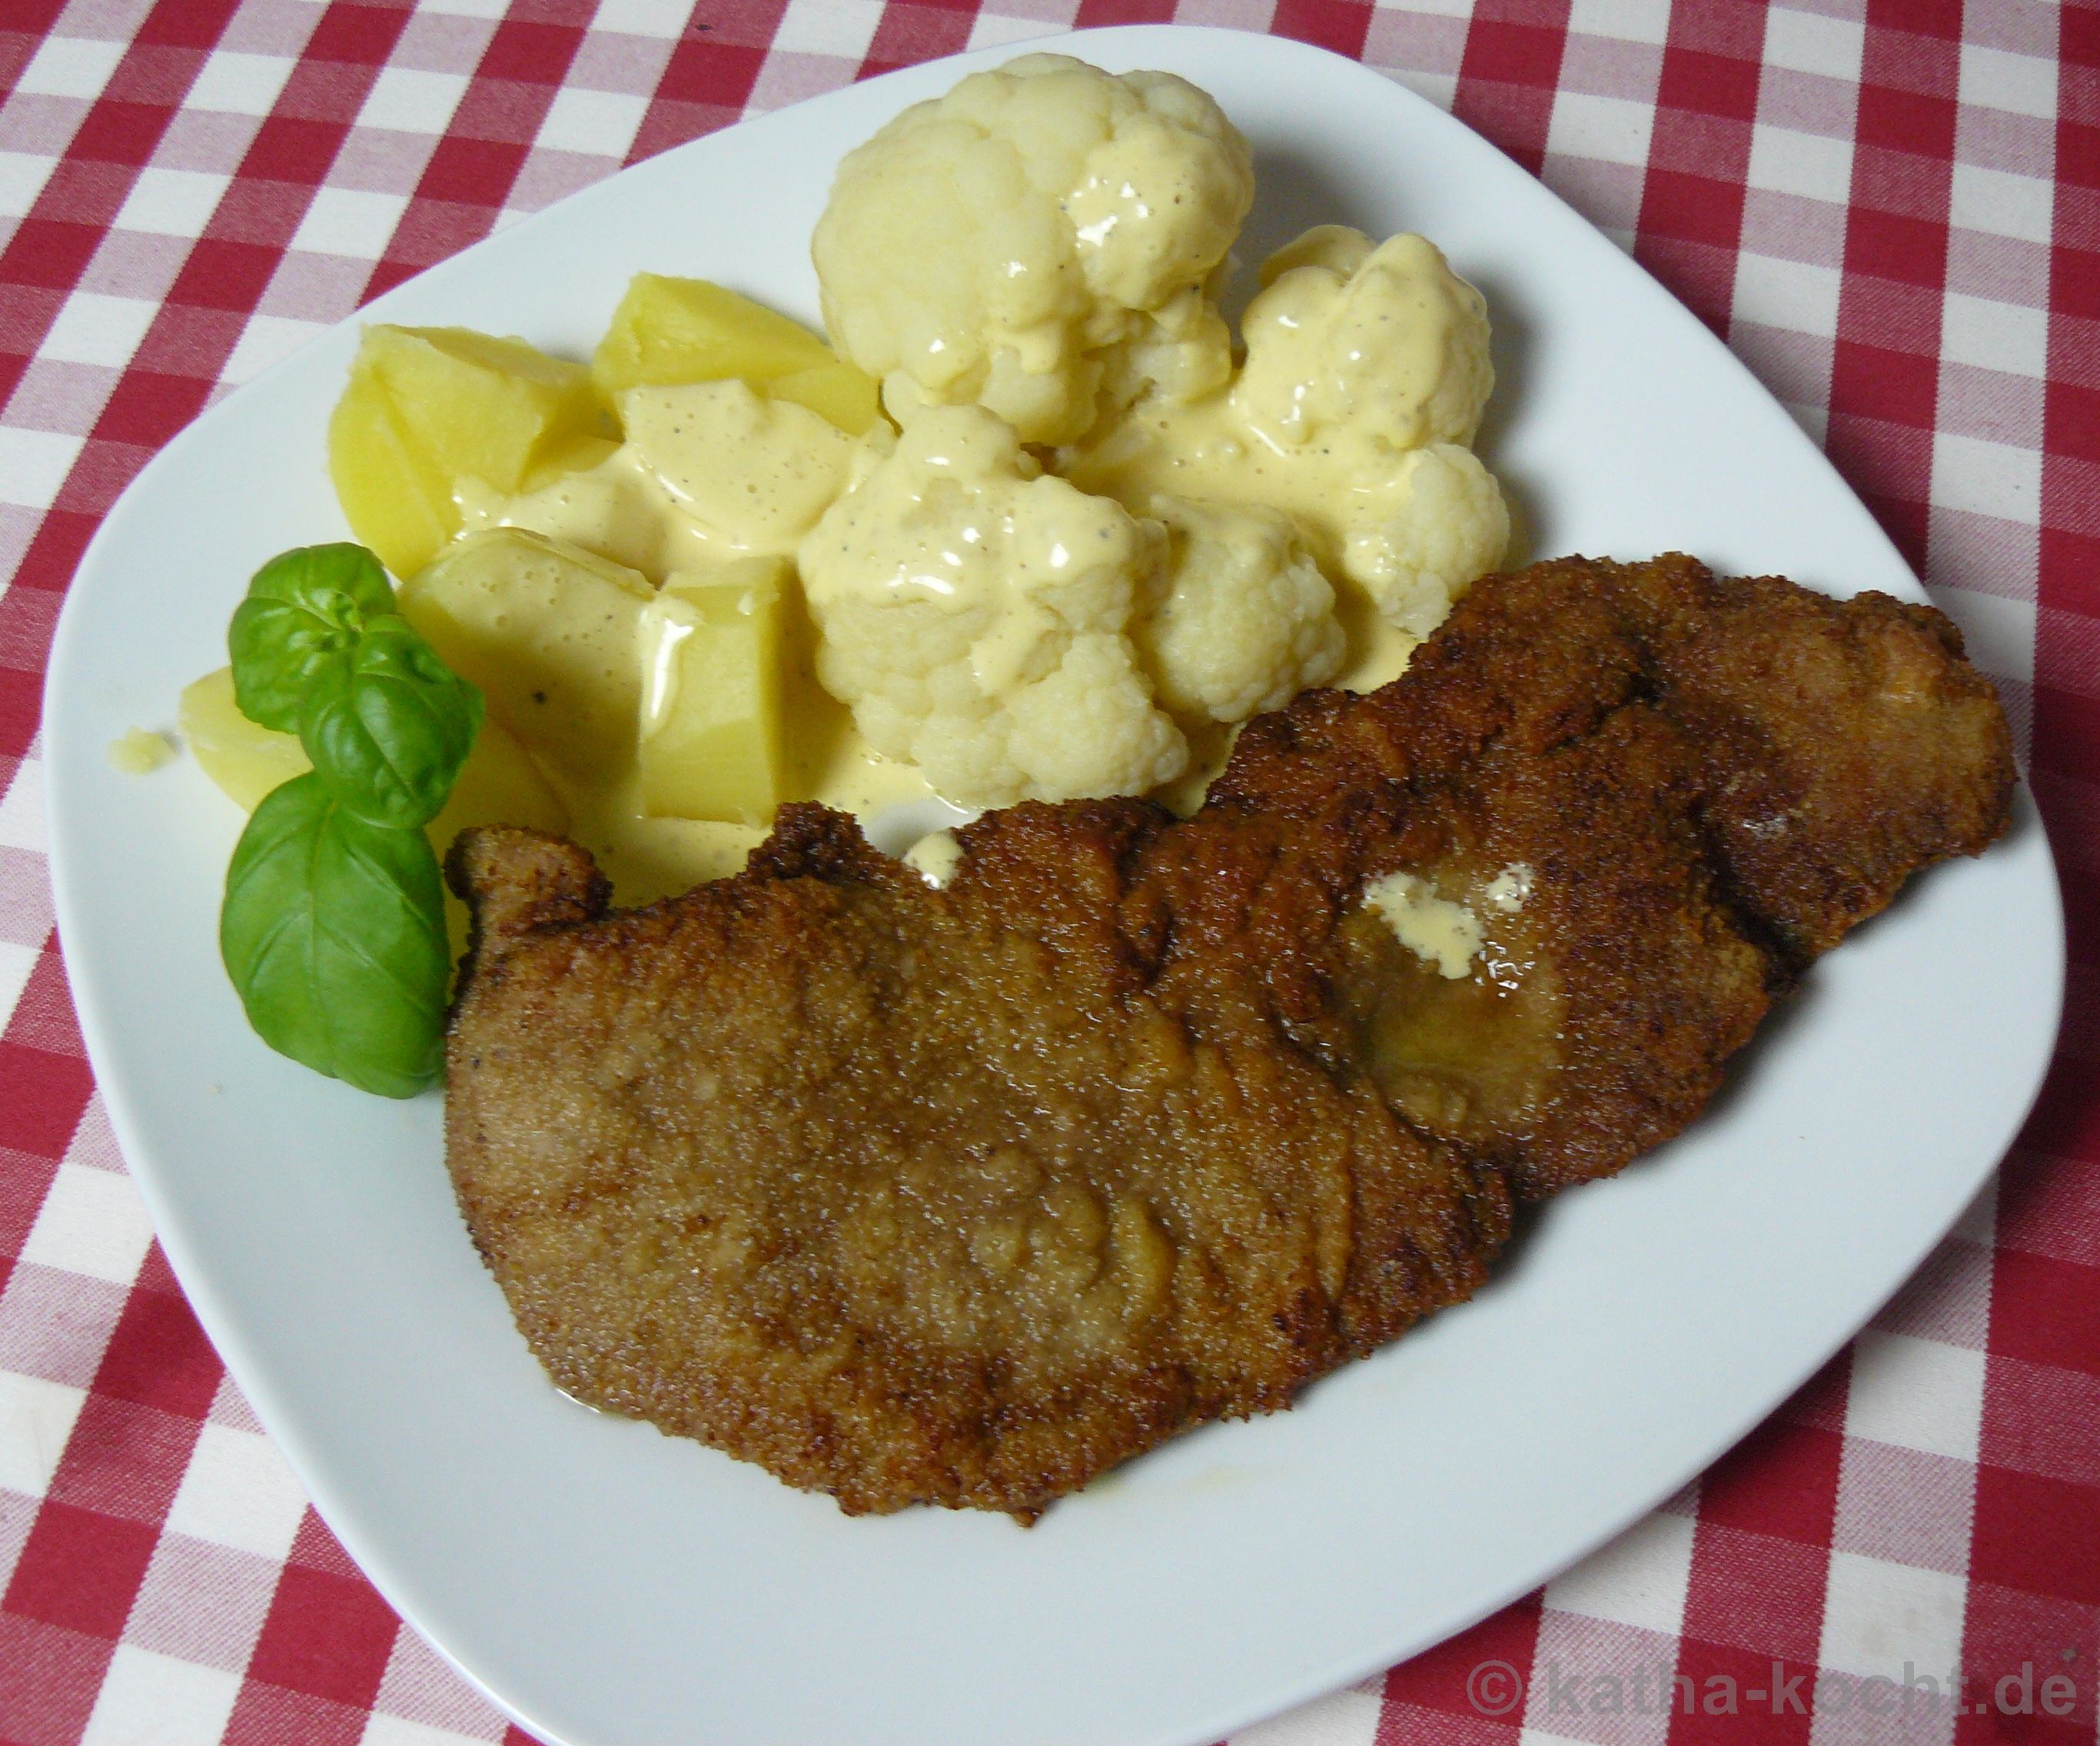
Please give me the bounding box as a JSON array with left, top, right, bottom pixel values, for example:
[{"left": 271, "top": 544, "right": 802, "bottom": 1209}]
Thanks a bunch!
[
  {"left": 595, "top": 274, "right": 829, "bottom": 393},
  {"left": 178, "top": 666, "right": 566, "bottom": 844},
  {"left": 370, "top": 325, "right": 604, "bottom": 489},
  {"left": 764, "top": 358, "right": 882, "bottom": 437},
  {"left": 593, "top": 274, "right": 882, "bottom": 434},
  {"left": 329, "top": 324, "right": 605, "bottom": 579},
  {"left": 637, "top": 557, "right": 788, "bottom": 826},
  {"left": 521, "top": 433, "right": 620, "bottom": 493},
  {"left": 326, "top": 381, "right": 454, "bottom": 584},
  {"left": 399, "top": 527, "right": 653, "bottom": 783},
  {"left": 181, "top": 667, "right": 311, "bottom": 812},
  {"left": 427, "top": 713, "right": 569, "bottom": 850}
]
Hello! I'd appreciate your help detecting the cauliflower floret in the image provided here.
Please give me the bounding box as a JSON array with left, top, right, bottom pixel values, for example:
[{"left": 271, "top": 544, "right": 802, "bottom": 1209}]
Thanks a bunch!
[
  {"left": 798, "top": 405, "right": 1186, "bottom": 806},
  {"left": 1062, "top": 221, "right": 1508, "bottom": 643},
  {"left": 1008, "top": 632, "right": 1185, "bottom": 797},
  {"left": 812, "top": 54, "right": 1252, "bottom": 445},
  {"left": 1138, "top": 497, "right": 1345, "bottom": 720},
  {"left": 1343, "top": 444, "right": 1510, "bottom": 637},
  {"left": 1234, "top": 228, "right": 1494, "bottom": 455}
]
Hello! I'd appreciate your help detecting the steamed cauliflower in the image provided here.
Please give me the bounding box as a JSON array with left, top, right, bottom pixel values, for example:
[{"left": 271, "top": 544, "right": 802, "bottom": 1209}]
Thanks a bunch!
[
  {"left": 1234, "top": 227, "right": 1494, "bottom": 454},
  {"left": 811, "top": 55, "right": 1252, "bottom": 446},
  {"left": 1140, "top": 497, "right": 1344, "bottom": 720},
  {"left": 1064, "top": 222, "right": 1510, "bottom": 643},
  {"left": 798, "top": 405, "right": 1186, "bottom": 806},
  {"left": 1343, "top": 444, "right": 1511, "bottom": 636},
  {"left": 792, "top": 61, "right": 1516, "bottom": 810}
]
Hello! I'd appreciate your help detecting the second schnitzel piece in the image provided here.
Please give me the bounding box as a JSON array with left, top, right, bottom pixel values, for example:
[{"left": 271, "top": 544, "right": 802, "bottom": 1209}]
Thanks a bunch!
[
  {"left": 445, "top": 554, "right": 2012, "bottom": 1518},
  {"left": 1208, "top": 553, "right": 2015, "bottom": 1196}
]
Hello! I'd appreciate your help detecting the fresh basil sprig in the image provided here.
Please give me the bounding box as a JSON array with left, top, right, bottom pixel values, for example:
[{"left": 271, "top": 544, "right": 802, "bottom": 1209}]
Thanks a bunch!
[
  {"left": 304, "top": 617, "right": 483, "bottom": 829},
  {"left": 228, "top": 544, "right": 396, "bottom": 732},
  {"left": 219, "top": 541, "right": 482, "bottom": 1099},
  {"left": 220, "top": 773, "right": 450, "bottom": 1098}
]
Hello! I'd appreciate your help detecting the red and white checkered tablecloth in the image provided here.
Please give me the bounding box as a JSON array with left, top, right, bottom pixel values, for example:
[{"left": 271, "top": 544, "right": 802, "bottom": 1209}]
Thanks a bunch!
[{"left": 0, "top": 0, "right": 2092, "bottom": 1741}]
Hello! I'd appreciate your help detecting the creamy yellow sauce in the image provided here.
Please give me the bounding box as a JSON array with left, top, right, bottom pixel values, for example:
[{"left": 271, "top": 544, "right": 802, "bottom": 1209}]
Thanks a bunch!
[
  {"left": 459, "top": 381, "right": 862, "bottom": 574},
  {"left": 903, "top": 828, "right": 963, "bottom": 886},
  {"left": 1484, "top": 863, "right": 1534, "bottom": 914},
  {"left": 108, "top": 727, "right": 174, "bottom": 774},
  {"left": 457, "top": 446, "right": 721, "bottom": 577},
  {"left": 1067, "top": 391, "right": 1381, "bottom": 579},
  {"left": 1363, "top": 863, "right": 1534, "bottom": 982},
  {"left": 620, "top": 381, "right": 858, "bottom": 553},
  {"left": 450, "top": 352, "right": 1426, "bottom": 897},
  {"left": 1336, "top": 601, "right": 1419, "bottom": 693},
  {"left": 1363, "top": 871, "right": 1484, "bottom": 979}
]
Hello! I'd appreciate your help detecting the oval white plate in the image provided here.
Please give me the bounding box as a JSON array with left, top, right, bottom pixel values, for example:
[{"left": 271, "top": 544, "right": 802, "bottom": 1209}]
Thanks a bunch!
[{"left": 45, "top": 26, "right": 2064, "bottom": 1746}]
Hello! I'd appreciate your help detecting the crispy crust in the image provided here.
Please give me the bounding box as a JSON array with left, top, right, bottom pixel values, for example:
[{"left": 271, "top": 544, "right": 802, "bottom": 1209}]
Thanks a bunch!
[{"left": 444, "top": 554, "right": 2012, "bottom": 1515}]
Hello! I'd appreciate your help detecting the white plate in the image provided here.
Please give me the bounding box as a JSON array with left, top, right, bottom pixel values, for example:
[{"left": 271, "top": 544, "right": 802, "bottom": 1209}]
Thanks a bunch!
[{"left": 45, "top": 26, "right": 2064, "bottom": 1746}]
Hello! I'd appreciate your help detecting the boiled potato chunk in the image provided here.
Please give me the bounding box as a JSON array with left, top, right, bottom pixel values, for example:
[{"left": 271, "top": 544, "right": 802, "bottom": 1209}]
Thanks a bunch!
[
  {"left": 326, "top": 384, "right": 454, "bottom": 584},
  {"left": 178, "top": 665, "right": 566, "bottom": 844},
  {"left": 593, "top": 274, "right": 882, "bottom": 434},
  {"left": 399, "top": 528, "right": 651, "bottom": 783},
  {"left": 766, "top": 358, "right": 882, "bottom": 437},
  {"left": 330, "top": 324, "right": 604, "bottom": 578},
  {"left": 180, "top": 666, "right": 311, "bottom": 812},
  {"left": 595, "top": 274, "right": 829, "bottom": 391},
  {"left": 369, "top": 326, "right": 603, "bottom": 487},
  {"left": 427, "top": 712, "right": 569, "bottom": 850},
  {"left": 638, "top": 557, "right": 787, "bottom": 826}
]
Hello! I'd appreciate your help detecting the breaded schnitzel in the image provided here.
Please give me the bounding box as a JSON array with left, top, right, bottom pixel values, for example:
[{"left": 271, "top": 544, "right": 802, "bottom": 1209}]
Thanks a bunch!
[{"left": 444, "top": 554, "right": 2012, "bottom": 1518}]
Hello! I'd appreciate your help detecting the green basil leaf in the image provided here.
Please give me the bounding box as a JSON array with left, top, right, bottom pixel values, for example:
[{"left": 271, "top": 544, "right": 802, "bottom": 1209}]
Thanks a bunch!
[
  {"left": 228, "top": 544, "right": 396, "bottom": 732},
  {"left": 220, "top": 771, "right": 450, "bottom": 1098},
  {"left": 303, "top": 617, "right": 484, "bottom": 828}
]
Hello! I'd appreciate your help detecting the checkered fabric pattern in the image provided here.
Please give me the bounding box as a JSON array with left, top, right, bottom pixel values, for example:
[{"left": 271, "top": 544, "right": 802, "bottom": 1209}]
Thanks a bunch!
[{"left": 0, "top": 0, "right": 2091, "bottom": 1741}]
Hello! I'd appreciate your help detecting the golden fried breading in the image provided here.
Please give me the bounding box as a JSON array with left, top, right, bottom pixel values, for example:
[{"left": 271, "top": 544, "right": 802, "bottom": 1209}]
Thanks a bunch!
[
  {"left": 444, "top": 555, "right": 2012, "bottom": 1516},
  {"left": 1210, "top": 554, "right": 2015, "bottom": 1196},
  {"left": 445, "top": 804, "right": 1510, "bottom": 1518}
]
